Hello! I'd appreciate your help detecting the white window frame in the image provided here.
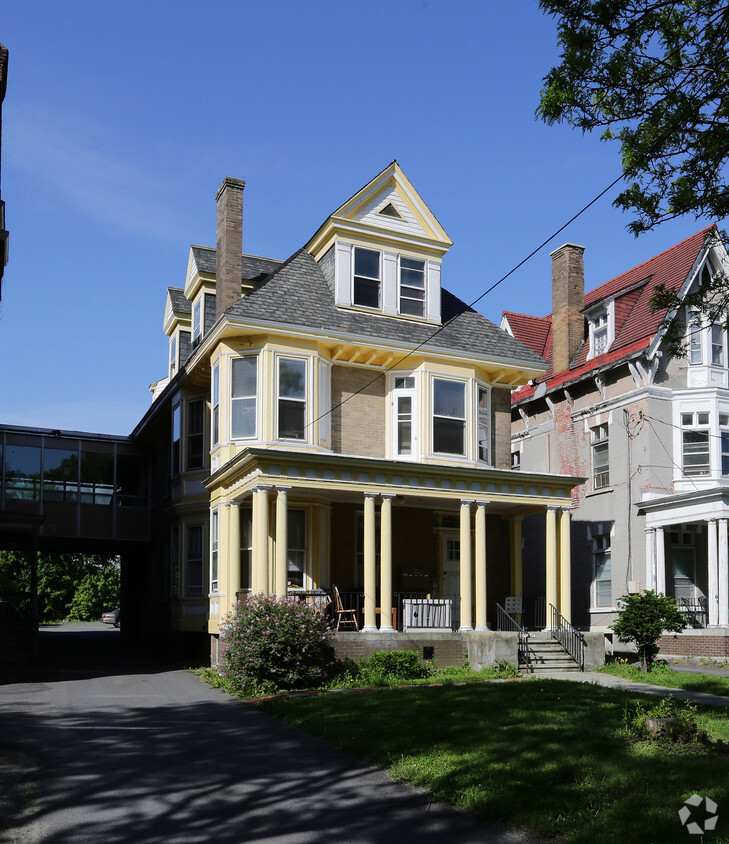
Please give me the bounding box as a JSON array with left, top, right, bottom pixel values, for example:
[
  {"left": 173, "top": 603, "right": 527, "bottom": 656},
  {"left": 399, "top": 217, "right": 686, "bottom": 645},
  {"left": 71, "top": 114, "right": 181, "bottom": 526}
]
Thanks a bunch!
[
  {"left": 431, "top": 377, "right": 467, "bottom": 457},
  {"left": 231, "top": 355, "right": 258, "bottom": 441},
  {"left": 210, "top": 509, "right": 219, "bottom": 594},
  {"left": 711, "top": 322, "right": 726, "bottom": 366},
  {"left": 591, "top": 423, "right": 610, "bottom": 490},
  {"left": 352, "top": 246, "right": 381, "bottom": 309},
  {"left": 721, "top": 412, "right": 729, "bottom": 476},
  {"left": 211, "top": 364, "right": 220, "bottom": 447},
  {"left": 477, "top": 384, "right": 490, "bottom": 464},
  {"left": 277, "top": 356, "right": 308, "bottom": 442},
  {"left": 688, "top": 309, "right": 703, "bottom": 365},
  {"left": 398, "top": 256, "right": 426, "bottom": 317},
  {"left": 192, "top": 299, "right": 202, "bottom": 349},
  {"left": 681, "top": 410, "right": 711, "bottom": 477},
  {"left": 391, "top": 374, "right": 417, "bottom": 459},
  {"left": 591, "top": 525, "right": 612, "bottom": 608},
  {"left": 587, "top": 302, "right": 614, "bottom": 360},
  {"left": 169, "top": 334, "right": 177, "bottom": 379}
]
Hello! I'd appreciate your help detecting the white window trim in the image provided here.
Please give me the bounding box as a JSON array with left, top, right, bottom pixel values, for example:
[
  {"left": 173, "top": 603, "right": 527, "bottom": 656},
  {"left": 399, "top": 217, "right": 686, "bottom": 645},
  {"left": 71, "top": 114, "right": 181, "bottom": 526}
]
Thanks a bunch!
[
  {"left": 211, "top": 363, "right": 220, "bottom": 448},
  {"left": 210, "top": 508, "right": 220, "bottom": 595},
  {"left": 397, "top": 255, "right": 426, "bottom": 318},
  {"left": 352, "top": 245, "right": 382, "bottom": 310},
  {"left": 390, "top": 372, "right": 419, "bottom": 460},
  {"left": 275, "top": 354, "right": 310, "bottom": 443},
  {"left": 476, "top": 383, "right": 491, "bottom": 465},
  {"left": 588, "top": 522, "right": 612, "bottom": 609},
  {"left": 586, "top": 301, "right": 615, "bottom": 360},
  {"left": 192, "top": 298, "right": 202, "bottom": 349},
  {"left": 430, "top": 375, "right": 468, "bottom": 459},
  {"left": 231, "top": 354, "right": 259, "bottom": 441}
]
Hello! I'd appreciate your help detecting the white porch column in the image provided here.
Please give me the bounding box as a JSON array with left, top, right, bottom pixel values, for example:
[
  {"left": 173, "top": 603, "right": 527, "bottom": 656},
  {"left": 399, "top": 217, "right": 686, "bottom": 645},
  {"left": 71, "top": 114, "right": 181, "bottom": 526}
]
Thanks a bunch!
[
  {"left": 363, "top": 493, "right": 378, "bottom": 632},
  {"left": 708, "top": 519, "right": 719, "bottom": 627},
  {"left": 227, "top": 501, "right": 240, "bottom": 606},
  {"left": 459, "top": 500, "right": 474, "bottom": 631},
  {"left": 379, "top": 495, "right": 394, "bottom": 631},
  {"left": 545, "top": 506, "right": 558, "bottom": 627},
  {"left": 251, "top": 485, "right": 270, "bottom": 594},
  {"left": 510, "top": 517, "right": 523, "bottom": 599},
  {"left": 474, "top": 503, "right": 488, "bottom": 631},
  {"left": 558, "top": 508, "right": 572, "bottom": 624},
  {"left": 644, "top": 528, "right": 656, "bottom": 592},
  {"left": 655, "top": 527, "right": 666, "bottom": 595},
  {"left": 719, "top": 519, "right": 729, "bottom": 627},
  {"left": 274, "top": 487, "right": 289, "bottom": 597}
]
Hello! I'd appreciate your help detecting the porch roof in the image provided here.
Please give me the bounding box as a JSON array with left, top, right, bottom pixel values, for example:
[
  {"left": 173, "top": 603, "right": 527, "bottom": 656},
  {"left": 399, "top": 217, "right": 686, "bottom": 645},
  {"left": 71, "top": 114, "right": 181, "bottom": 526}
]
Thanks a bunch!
[
  {"left": 205, "top": 447, "right": 583, "bottom": 514},
  {"left": 639, "top": 485, "right": 729, "bottom": 526}
]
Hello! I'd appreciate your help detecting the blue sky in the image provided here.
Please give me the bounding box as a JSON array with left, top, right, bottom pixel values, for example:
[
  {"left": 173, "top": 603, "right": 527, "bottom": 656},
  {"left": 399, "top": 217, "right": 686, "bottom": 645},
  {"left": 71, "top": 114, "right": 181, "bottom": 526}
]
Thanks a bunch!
[{"left": 0, "top": 1, "right": 717, "bottom": 435}]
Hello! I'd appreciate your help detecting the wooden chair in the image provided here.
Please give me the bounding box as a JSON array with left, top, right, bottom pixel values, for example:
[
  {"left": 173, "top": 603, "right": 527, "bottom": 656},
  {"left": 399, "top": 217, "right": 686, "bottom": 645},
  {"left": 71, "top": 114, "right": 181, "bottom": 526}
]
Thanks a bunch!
[{"left": 332, "top": 585, "right": 358, "bottom": 631}]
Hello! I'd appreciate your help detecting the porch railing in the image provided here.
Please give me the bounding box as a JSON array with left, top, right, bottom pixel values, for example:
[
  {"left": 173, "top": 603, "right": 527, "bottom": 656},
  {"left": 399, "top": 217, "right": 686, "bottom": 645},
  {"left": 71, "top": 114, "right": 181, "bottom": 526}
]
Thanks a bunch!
[
  {"left": 496, "top": 603, "right": 531, "bottom": 672},
  {"left": 338, "top": 591, "right": 460, "bottom": 631},
  {"left": 548, "top": 603, "right": 584, "bottom": 671}
]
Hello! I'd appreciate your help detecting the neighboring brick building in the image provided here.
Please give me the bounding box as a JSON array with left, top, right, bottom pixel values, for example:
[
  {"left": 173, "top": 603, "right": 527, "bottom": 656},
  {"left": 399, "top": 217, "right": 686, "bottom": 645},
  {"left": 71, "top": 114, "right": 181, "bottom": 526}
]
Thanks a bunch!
[{"left": 504, "top": 228, "right": 729, "bottom": 656}]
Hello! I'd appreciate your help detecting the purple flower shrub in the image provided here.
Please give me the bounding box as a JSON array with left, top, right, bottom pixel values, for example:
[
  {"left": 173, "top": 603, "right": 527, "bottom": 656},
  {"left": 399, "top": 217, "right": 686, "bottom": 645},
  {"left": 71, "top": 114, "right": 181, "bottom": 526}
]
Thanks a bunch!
[{"left": 218, "top": 593, "right": 335, "bottom": 697}]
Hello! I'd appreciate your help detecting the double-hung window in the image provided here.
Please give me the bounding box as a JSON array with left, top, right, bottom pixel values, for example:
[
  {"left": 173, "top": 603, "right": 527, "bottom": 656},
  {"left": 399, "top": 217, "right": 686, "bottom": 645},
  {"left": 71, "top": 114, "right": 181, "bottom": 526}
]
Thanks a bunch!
[
  {"left": 591, "top": 423, "right": 609, "bottom": 490},
  {"left": 688, "top": 312, "right": 703, "bottom": 364},
  {"left": 591, "top": 312, "right": 609, "bottom": 357},
  {"left": 288, "top": 509, "right": 306, "bottom": 587},
  {"left": 722, "top": 413, "right": 729, "bottom": 475},
  {"left": 399, "top": 257, "right": 425, "bottom": 317},
  {"left": 186, "top": 399, "right": 204, "bottom": 470},
  {"left": 278, "top": 357, "right": 307, "bottom": 440},
  {"left": 393, "top": 376, "right": 416, "bottom": 457},
  {"left": 353, "top": 247, "right": 381, "bottom": 308},
  {"left": 477, "top": 386, "right": 490, "bottom": 463},
  {"left": 712, "top": 323, "right": 725, "bottom": 366},
  {"left": 210, "top": 510, "right": 219, "bottom": 593},
  {"left": 231, "top": 356, "right": 257, "bottom": 439},
  {"left": 169, "top": 335, "right": 177, "bottom": 378},
  {"left": 432, "top": 378, "right": 466, "bottom": 456},
  {"left": 192, "top": 300, "right": 202, "bottom": 349},
  {"left": 681, "top": 411, "right": 710, "bottom": 476},
  {"left": 186, "top": 524, "right": 204, "bottom": 596},
  {"left": 211, "top": 364, "right": 220, "bottom": 446},
  {"left": 592, "top": 527, "right": 612, "bottom": 607},
  {"left": 171, "top": 404, "right": 181, "bottom": 477}
]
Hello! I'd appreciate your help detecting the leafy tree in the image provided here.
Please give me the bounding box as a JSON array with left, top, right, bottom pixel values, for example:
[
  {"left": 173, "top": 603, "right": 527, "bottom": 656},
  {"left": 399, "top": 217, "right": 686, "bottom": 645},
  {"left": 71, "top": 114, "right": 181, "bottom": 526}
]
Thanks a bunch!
[
  {"left": 67, "top": 563, "right": 120, "bottom": 622},
  {"left": 612, "top": 590, "right": 686, "bottom": 671},
  {"left": 539, "top": 1, "right": 729, "bottom": 235}
]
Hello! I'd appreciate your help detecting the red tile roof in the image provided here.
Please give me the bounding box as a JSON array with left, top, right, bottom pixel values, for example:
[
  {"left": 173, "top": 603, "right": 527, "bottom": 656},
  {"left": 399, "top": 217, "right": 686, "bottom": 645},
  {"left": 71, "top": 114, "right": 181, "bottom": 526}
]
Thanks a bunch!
[{"left": 509, "top": 226, "right": 715, "bottom": 402}]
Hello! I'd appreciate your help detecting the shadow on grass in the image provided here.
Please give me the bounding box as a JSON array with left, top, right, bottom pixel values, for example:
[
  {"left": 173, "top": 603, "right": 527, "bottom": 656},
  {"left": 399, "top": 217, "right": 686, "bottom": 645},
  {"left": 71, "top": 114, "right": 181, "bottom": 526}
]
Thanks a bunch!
[{"left": 258, "top": 680, "right": 729, "bottom": 843}]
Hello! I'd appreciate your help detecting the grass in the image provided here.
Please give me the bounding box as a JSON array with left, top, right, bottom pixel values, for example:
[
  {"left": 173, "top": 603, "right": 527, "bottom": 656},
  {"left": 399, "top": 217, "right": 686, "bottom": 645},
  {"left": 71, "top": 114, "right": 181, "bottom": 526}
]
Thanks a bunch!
[
  {"left": 256, "top": 679, "right": 729, "bottom": 842},
  {"left": 600, "top": 659, "right": 729, "bottom": 697}
]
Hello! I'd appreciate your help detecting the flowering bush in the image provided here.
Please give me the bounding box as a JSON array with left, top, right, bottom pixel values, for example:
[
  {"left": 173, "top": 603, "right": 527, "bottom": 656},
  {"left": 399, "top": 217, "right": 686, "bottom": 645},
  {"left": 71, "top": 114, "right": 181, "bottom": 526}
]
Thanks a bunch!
[{"left": 218, "top": 594, "right": 335, "bottom": 697}]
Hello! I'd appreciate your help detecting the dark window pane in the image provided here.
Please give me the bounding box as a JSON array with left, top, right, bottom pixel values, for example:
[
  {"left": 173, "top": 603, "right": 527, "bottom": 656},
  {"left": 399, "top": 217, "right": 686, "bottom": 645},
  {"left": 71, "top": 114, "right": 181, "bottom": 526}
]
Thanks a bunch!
[
  {"left": 434, "top": 418, "right": 465, "bottom": 454},
  {"left": 80, "top": 451, "right": 114, "bottom": 504},
  {"left": 354, "top": 247, "right": 380, "bottom": 278},
  {"left": 117, "top": 455, "right": 148, "bottom": 507},
  {"left": 354, "top": 278, "right": 379, "bottom": 308},
  {"left": 279, "top": 400, "right": 305, "bottom": 439},
  {"left": 434, "top": 380, "right": 465, "bottom": 418},
  {"left": 5, "top": 445, "right": 41, "bottom": 501},
  {"left": 44, "top": 448, "right": 78, "bottom": 503},
  {"left": 279, "top": 359, "right": 306, "bottom": 398}
]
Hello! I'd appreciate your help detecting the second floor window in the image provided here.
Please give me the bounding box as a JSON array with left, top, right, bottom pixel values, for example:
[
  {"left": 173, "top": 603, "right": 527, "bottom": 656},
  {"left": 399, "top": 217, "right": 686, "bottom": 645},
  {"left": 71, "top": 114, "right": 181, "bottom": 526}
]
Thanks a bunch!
[
  {"left": 688, "top": 313, "right": 703, "bottom": 364},
  {"left": 353, "top": 247, "right": 381, "bottom": 308},
  {"left": 433, "top": 378, "right": 466, "bottom": 456},
  {"left": 399, "top": 257, "right": 425, "bottom": 316},
  {"left": 722, "top": 413, "right": 729, "bottom": 475},
  {"left": 278, "top": 357, "right": 307, "bottom": 440},
  {"left": 712, "top": 324, "right": 725, "bottom": 366},
  {"left": 477, "top": 387, "right": 490, "bottom": 463},
  {"left": 232, "top": 356, "right": 257, "bottom": 439},
  {"left": 592, "top": 528, "right": 612, "bottom": 607},
  {"left": 210, "top": 509, "right": 219, "bottom": 593},
  {"left": 186, "top": 400, "right": 204, "bottom": 469},
  {"left": 681, "top": 411, "right": 710, "bottom": 476},
  {"left": 591, "top": 423, "right": 609, "bottom": 489}
]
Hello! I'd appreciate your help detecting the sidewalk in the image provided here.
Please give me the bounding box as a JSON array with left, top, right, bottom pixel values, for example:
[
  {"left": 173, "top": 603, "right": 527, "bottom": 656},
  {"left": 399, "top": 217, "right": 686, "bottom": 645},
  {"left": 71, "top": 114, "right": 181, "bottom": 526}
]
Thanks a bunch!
[{"left": 539, "top": 669, "right": 729, "bottom": 708}]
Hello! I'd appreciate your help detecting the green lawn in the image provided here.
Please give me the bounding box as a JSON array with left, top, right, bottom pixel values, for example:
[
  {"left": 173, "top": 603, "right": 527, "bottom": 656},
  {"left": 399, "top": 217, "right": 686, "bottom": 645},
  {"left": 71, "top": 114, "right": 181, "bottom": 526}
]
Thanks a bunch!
[
  {"left": 601, "top": 661, "right": 729, "bottom": 696},
  {"left": 257, "top": 680, "right": 729, "bottom": 842}
]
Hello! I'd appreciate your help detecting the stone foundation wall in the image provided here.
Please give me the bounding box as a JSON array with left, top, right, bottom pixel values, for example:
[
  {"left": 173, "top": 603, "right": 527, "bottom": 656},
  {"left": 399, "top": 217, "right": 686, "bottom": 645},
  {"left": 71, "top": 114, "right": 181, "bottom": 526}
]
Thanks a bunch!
[{"left": 333, "top": 631, "right": 468, "bottom": 667}]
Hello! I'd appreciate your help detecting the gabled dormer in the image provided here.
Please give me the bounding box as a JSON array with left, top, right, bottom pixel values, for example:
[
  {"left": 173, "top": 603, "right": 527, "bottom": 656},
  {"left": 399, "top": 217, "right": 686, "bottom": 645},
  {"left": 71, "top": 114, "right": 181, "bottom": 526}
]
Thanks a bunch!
[
  {"left": 184, "top": 246, "right": 218, "bottom": 351},
  {"left": 305, "top": 162, "right": 453, "bottom": 324},
  {"left": 163, "top": 287, "right": 191, "bottom": 378}
]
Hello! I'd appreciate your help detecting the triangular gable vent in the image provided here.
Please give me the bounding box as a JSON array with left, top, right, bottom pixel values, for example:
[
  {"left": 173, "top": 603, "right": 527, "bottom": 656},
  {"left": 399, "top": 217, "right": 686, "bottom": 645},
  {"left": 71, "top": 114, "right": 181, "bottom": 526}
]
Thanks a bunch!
[{"left": 378, "top": 202, "right": 402, "bottom": 219}]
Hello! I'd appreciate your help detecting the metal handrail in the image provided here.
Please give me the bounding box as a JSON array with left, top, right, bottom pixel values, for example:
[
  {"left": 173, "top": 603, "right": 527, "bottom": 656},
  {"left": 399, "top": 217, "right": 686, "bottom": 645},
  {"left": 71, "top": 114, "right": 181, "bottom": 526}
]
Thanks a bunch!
[
  {"left": 496, "top": 603, "right": 531, "bottom": 673},
  {"left": 548, "top": 604, "right": 584, "bottom": 671}
]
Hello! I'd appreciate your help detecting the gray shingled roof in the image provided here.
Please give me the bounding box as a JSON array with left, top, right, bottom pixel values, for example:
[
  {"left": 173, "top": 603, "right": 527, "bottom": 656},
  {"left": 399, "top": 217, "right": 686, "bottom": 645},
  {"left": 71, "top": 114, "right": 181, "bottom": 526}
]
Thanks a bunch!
[
  {"left": 167, "top": 287, "right": 191, "bottom": 315},
  {"left": 225, "top": 249, "right": 547, "bottom": 367},
  {"left": 190, "top": 245, "right": 282, "bottom": 282}
]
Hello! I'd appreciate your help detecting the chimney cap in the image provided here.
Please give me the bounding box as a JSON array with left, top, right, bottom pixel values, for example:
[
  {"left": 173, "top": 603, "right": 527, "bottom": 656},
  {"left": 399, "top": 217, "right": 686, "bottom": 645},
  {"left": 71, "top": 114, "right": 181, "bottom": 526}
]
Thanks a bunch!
[
  {"left": 550, "top": 242, "right": 585, "bottom": 258},
  {"left": 216, "top": 177, "right": 246, "bottom": 202}
]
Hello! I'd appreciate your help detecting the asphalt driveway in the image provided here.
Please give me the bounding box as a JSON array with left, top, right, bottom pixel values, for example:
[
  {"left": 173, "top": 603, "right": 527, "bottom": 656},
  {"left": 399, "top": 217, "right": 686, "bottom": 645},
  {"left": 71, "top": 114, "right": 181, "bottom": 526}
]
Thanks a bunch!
[{"left": 0, "top": 624, "right": 538, "bottom": 843}]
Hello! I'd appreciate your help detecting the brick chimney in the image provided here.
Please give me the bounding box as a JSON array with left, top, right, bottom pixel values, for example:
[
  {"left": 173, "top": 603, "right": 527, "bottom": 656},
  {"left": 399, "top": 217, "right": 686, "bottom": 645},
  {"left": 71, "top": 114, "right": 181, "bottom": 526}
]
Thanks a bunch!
[
  {"left": 550, "top": 242, "right": 585, "bottom": 373},
  {"left": 215, "top": 177, "right": 245, "bottom": 320}
]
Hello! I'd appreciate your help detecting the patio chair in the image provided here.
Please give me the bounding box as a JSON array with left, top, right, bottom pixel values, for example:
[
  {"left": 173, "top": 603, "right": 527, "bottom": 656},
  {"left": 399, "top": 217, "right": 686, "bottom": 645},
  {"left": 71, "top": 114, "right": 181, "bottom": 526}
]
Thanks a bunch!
[{"left": 332, "top": 585, "right": 358, "bottom": 631}]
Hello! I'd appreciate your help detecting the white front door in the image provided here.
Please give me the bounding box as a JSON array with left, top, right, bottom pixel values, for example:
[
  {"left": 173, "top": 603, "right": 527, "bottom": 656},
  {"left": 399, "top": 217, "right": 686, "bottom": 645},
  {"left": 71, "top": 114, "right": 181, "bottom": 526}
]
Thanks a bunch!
[{"left": 441, "top": 533, "right": 461, "bottom": 628}]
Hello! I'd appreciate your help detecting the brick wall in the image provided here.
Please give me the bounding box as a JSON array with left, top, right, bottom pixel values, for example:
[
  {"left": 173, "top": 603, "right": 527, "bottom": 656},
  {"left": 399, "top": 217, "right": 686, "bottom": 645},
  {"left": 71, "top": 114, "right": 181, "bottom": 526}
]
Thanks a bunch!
[
  {"left": 491, "top": 387, "right": 511, "bottom": 469},
  {"left": 331, "top": 365, "right": 385, "bottom": 457},
  {"left": 550, "top": 243, "right": 585, "bottom": 373},
  {"left": 333, "top": 631, "right": 468, "bottom": 667},
  {"left": 658, "top": 634, "right": 729, "bottom": 658}
]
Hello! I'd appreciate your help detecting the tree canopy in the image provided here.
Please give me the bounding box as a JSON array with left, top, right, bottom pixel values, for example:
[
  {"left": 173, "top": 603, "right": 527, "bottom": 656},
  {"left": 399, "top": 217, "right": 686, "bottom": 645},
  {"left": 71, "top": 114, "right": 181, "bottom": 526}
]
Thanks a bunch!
[{"left": 539, "top": 1, "right": 729, "bottom": 235}]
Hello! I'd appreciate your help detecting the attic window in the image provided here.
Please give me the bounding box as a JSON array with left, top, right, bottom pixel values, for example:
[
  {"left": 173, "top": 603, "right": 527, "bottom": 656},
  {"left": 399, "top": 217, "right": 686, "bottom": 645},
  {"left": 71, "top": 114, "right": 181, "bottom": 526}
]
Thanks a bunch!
[{"left": 378, "top": 202, "right": 402, "bottom": 219}]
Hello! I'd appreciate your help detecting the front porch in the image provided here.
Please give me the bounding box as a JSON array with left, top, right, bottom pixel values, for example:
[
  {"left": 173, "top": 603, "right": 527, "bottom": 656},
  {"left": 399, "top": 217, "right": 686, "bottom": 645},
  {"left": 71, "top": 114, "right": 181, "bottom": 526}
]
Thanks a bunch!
[{"left": 207, "top": 448, "right": 581, "bottom": 644}]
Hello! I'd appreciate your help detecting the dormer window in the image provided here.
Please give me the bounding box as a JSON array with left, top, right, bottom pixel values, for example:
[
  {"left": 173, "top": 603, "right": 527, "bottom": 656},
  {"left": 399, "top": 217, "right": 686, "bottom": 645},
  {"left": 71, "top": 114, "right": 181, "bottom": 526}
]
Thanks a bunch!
[
  {"left": 169, "top": 335, "right": 177, "bottom": 378},
  {"left": 592, "top": 313, "right": 608, "bottom": 356},
  {"left": 353, "top": 247, "right": 381, "bottom": 308},
  {"left": 399, "top": 257, "right": 425, "bottom": 317}
]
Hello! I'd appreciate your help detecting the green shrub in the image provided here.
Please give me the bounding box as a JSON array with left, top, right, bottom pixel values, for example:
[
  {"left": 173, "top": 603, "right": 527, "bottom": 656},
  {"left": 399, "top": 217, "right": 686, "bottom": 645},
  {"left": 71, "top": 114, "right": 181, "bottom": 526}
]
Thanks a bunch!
[
  {"left": 612, "top": 591, "right": 686, "bottom": 671},
  {"left": 67, "top": 563, "right": 120, "bottom": 621},
  {"left": 623, "top": 695, "right": 702, "bottom": 743},
  {"left": 218, "top": 594, "right": 335, "bottom": 697}
]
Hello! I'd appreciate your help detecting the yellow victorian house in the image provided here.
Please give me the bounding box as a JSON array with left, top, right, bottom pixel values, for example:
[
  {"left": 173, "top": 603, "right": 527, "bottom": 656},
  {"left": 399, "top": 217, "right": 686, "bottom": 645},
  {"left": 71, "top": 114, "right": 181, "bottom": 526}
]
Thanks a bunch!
[{"left": 135, "top": 163, "right": 584, "bottom": 667}]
